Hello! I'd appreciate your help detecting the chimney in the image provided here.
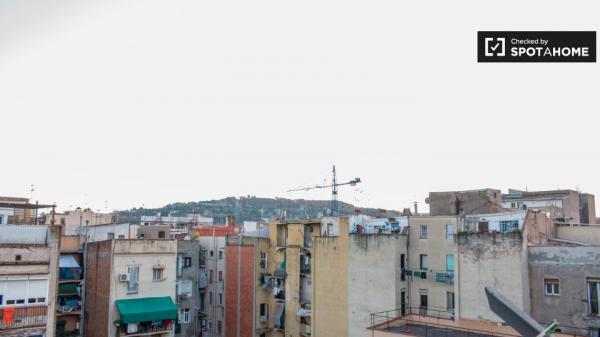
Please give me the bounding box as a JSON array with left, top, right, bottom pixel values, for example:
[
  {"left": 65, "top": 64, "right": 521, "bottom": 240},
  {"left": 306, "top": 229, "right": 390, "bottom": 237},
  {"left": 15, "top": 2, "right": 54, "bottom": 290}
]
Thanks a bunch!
[
  {"left": 226, "top": 215, "right": 236, "bottom": 227},
  {"left": 413, "top": 202, "right": 418, "bottom": 215}
]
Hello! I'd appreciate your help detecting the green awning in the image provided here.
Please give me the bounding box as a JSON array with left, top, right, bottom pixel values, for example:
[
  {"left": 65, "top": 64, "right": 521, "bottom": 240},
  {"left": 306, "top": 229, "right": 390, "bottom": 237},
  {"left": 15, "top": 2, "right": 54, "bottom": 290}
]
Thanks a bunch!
[
  {"left": 115, "top": 297, "right": 178, "bottom": 324},
  {"left": 58, "top": 283, "right": 79, "bottom": 296}
]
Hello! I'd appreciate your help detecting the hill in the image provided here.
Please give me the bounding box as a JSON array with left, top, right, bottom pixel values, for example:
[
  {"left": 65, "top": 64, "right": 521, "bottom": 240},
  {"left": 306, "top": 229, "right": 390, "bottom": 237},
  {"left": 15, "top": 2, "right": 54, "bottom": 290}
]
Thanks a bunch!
[{"left": 117, "top": 196, "right": 402, "bottom": 224}]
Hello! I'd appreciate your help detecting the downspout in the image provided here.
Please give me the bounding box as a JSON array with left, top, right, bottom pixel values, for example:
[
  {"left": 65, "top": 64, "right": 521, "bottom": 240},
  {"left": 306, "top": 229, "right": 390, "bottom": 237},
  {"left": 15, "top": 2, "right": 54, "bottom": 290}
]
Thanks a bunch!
[
  {"left": 79, "top": 218, "right": 90, "bottom": 336},
  {"left": 406, "top": 215, "right": 411, "bottom": 312},
  {"left": 236, "top": 236, "right": 242, "bottom": 337},
  {"left": 455, "top": 215, "right": 460, "bottom": 320}
]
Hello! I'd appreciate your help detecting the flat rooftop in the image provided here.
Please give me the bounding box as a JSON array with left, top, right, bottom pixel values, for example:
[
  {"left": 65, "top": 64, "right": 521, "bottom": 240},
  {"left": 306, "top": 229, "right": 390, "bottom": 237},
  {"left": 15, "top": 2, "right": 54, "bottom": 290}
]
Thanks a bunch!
[{"left": 381, "top": 322, "right": 504, "bottom": 337}]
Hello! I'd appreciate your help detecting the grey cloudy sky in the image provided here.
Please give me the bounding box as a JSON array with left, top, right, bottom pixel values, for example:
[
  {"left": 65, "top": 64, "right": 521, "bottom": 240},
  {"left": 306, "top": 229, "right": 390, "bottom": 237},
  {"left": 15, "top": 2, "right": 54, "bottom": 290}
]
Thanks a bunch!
[{"left": 1, "top": 0, "right": 598, "bottom": 212}]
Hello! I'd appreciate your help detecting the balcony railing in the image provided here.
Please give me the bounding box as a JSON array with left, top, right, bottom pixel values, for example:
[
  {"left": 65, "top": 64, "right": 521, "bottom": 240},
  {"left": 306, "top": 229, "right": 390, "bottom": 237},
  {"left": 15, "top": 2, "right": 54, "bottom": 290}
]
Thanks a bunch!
[
  {"left": 435, "top": 271, "right": 454, "bottom": 285},
  {"left": 117, "top": 321, "right": 173, "bottom": 336},
  {"left": 0, "top": 306, "right": 48, "bottom": 330}
]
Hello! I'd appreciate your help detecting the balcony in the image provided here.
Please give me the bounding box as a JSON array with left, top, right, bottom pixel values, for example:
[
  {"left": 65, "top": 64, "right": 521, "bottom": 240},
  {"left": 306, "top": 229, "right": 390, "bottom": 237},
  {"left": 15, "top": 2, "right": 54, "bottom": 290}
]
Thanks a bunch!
[
  {"left": 435, "top": 272, "right": 454, "bottom": 285},
  {"left": 0, "top": 305, "right": 48, "bottom": 331},
  {"left": 117, "top": 321, "right": 174, "bottom": 336}
]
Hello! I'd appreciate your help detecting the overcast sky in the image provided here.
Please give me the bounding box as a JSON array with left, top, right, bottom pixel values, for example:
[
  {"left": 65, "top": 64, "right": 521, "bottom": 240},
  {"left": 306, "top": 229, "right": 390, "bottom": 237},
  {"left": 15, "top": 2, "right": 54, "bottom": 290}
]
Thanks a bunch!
[{"left": 1, "top": 0, "right": 598, "bottom": 213}]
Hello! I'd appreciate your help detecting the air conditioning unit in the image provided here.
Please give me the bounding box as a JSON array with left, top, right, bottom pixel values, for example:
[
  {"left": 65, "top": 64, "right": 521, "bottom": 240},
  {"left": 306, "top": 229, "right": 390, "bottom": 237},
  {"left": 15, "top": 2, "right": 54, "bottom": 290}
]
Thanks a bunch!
[
  {"left": 119, "top": 273, "right": 130, "bottom": 282},
  {"left": 127, "top": 323, "right": 138, "bottom": 334},
  {"left": 260, "top": 316, "right": 268, "bottom": 323}
]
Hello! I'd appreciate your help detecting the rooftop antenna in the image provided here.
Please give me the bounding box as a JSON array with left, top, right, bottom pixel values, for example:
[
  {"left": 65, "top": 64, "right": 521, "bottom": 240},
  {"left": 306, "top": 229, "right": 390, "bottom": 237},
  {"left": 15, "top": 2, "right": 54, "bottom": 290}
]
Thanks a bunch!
[
  {"left": 30, "top": 184, "right": 35, "bottom": 202},
  {"left": 287, "top": 165, "right": 361, "bottom": 216}
]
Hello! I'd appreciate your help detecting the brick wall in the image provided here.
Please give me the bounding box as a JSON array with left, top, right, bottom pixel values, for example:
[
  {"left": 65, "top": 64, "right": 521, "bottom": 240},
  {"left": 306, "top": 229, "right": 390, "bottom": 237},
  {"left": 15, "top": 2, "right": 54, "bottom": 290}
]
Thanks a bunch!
[
  {"left": 84, "top": 240, "right": 113, "bottom": 337},
  {"left": 225, "top": 244, "right": 255, "bottom": 337}
]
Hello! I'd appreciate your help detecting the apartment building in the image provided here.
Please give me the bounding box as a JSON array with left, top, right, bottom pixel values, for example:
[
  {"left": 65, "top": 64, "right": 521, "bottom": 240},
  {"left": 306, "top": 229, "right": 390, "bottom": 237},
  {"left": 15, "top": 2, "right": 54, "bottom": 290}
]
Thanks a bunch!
[
  {"left": 197, "top": 232, "right": 228, "bottom": 337},
  {"left": 0, "top": 225, "right": 60, "bottom": 337},
  {"left": 224, "top": 229, "right": 271, "bottom": 337},
  {"left": 140, "top": 214, "right": 213, "bottom": 238},
  {"left": 502, "top": 189, "right": 596, "bottom": 224},
  {"left": 225, "top": 217, "right": 409, "bottom": 337},
  {"left": 84, "top": 239, "right": 178, "bottom": 337},
  {"left": 56, "top": 238, "right": 84, "bottom": 337},
  {"left": 44, "top": 208, "right": 118, "bottom": 234},
  {"left": 404, "top": 215, "right": 458, "bottom": 316},
  {"left": 175, "top": 240, "right": 201, "bottom": 337},
  {"left": 0, "top": 196, "right": 42, "bottom": 225}
]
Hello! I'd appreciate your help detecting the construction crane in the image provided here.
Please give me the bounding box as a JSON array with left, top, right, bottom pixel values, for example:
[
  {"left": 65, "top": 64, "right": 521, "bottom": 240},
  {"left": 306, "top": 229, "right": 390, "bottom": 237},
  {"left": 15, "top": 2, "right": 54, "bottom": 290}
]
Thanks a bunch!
[{"left": 287, "top": 165, "right": 361, "bottom": 216}]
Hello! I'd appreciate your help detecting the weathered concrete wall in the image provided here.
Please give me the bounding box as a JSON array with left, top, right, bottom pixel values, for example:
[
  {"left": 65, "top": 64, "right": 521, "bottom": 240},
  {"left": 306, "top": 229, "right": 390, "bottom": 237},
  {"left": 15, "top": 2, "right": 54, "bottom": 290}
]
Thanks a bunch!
[
  {"left": 556, "top": 225, "right": 600, "bottom": 245},
  {"left": 523, "top": 210, "right": 553, "bottom": 246},
  {"left": 529, "top": 246, "right": 600, "bottom": 329},
  {"left": 457, "top": 231, "right": 528, "bottom": 322},
  {"left": 313, "top": 217, "right": 349, "bottom": 337},
  {"left": 428, "top": 189, "right": 503, "bottom": 216},
  {"left": 348, "top": 234, "right": 407, "bottom": 337}
]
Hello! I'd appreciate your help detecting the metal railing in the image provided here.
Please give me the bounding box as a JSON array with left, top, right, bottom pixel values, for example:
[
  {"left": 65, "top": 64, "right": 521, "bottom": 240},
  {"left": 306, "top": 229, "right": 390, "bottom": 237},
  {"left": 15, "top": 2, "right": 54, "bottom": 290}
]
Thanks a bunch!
[
  {"left": 369, "top": 308, "right": 597, "bottom": 337},
  {"left": 540, "top": 322, "right": 598, "bottom": 337},
  {"left": 0, "top": 306, "right": 48, "bottom": 330},
  {"left": 370, "top": 307, "right": 454, "bottom": 328},
  {"left": 370, "top": 307, "right": 521, "bottom": 337}
]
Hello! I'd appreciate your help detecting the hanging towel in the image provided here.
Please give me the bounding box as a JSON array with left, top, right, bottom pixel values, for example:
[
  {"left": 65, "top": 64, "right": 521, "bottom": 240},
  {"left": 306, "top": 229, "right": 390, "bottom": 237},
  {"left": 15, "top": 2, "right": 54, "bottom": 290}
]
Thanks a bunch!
[
  {"left": 3, "top": 307, "right": 15, "bottom": 324},
  {"left": 413, "top": 271, "right": 421, "bottom": 277}
]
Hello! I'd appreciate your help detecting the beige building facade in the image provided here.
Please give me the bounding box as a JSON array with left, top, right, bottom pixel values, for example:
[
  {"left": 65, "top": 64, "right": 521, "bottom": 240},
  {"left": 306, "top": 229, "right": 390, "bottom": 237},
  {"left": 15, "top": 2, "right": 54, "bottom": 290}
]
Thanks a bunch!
[{"left": 85, "top": 239, "right": 178, "bottom": 337}]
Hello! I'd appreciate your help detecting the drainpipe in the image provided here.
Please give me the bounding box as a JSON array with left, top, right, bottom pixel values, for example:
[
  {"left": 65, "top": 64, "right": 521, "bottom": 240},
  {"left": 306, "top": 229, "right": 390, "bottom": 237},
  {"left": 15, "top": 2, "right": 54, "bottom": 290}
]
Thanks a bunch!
[
  {"left": 79, "top": 216, "right": 89, "bottom": 336},
  {"left": 236, "top": 235, "right": 242, "bottom": 337},
  {"left": 406, "top": 215, "right": 411, "bottom": 313}
]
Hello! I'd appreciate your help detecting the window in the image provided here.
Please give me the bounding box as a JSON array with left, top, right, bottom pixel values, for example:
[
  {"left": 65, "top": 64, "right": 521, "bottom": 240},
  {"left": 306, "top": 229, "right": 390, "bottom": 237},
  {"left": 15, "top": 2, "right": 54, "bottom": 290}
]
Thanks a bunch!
[
  {"left": 446, "top": 255, "right": 455, "bottom": 272},
  {"left": 15, "top": 255, "right": 22, "bottom": 262},
  {"left": 210, "top": 250, "right": 214, "bottom": 257},
  {"left": 327, "top": 223, "right": 334, "bottom": 236},
  {"left": 218, "top": 271, "right": 223, "bottom": 282},
  {"left": 217, "top": 320, "right": 222, "bottom": 334},
  {"left": 153, "top": 268, "right": 164, "bottom": 281},
  {"left": 260, "top": 252, "right": 268, "bottom": 269},
  {"left": 198, "top": 292, "right": 205, "bottom": 311},
  {"left": 178, "top": 280, "right": 193, "bottom": 296},
  {"left": 127, "top": 266, "right": 139, "bottom": 294},
  {"left": 218, "top": 250, "right": 224, "bottom": 259},
  {"left": 209, "top": 292, "right": 213, "bottom": 305},
  {"left": 107, "top": 232, "right": 115, "bottom": 239},
  {"left": 478, "top": 221, "right": 489, "bottom": 232},
  {"left": 118, "top": 234, "right": 125, "bottom": 239},
  {"left": 499, "top": 220, "right": 519, "bottom": 233},
  {"left": 218, "top": 292, "right": 223, "bottom": 305},
  {"left": 447, "top": 292, "right": 455, "bottom": 311},
  {"left": 207, "top": 320, "right": 212, "bottom": 330},
  {"left": 400, "top": 254, "right": 405, "bottom": 270},
  {"left": 260, "top": 303, "right": 268, "bottom": 322},
  {"left": 419, "top": 289, "right": 428, "bottom": 314},
  {"left": 158, "top": 231, "right": 166, "bottom": 238},
  {"left": 183, "top": 257, "right": 192, "bottom": 268},
  {"left": 1, "top": 278, "right": 49, "bottom": 307},
  {"left": 419, "top": 225, "right": 428, "bottom": 239},
  {"left": 209, "top": 270, "right": 213, "bottom": 283},
  {"left": 544, "top": 279, "right": 560, "bottom": 296},
  {"left": 446, "top": 224, "right": 454, "bottom": 239},
  {"left": 589, "top": 279, "right": 600, "bottom": 316},
  {"left": 179, "top": 308, "right": 190, "bottom": 324},
  {"left": 419, "top": 254, "right": 428, "bottom": 270}
]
